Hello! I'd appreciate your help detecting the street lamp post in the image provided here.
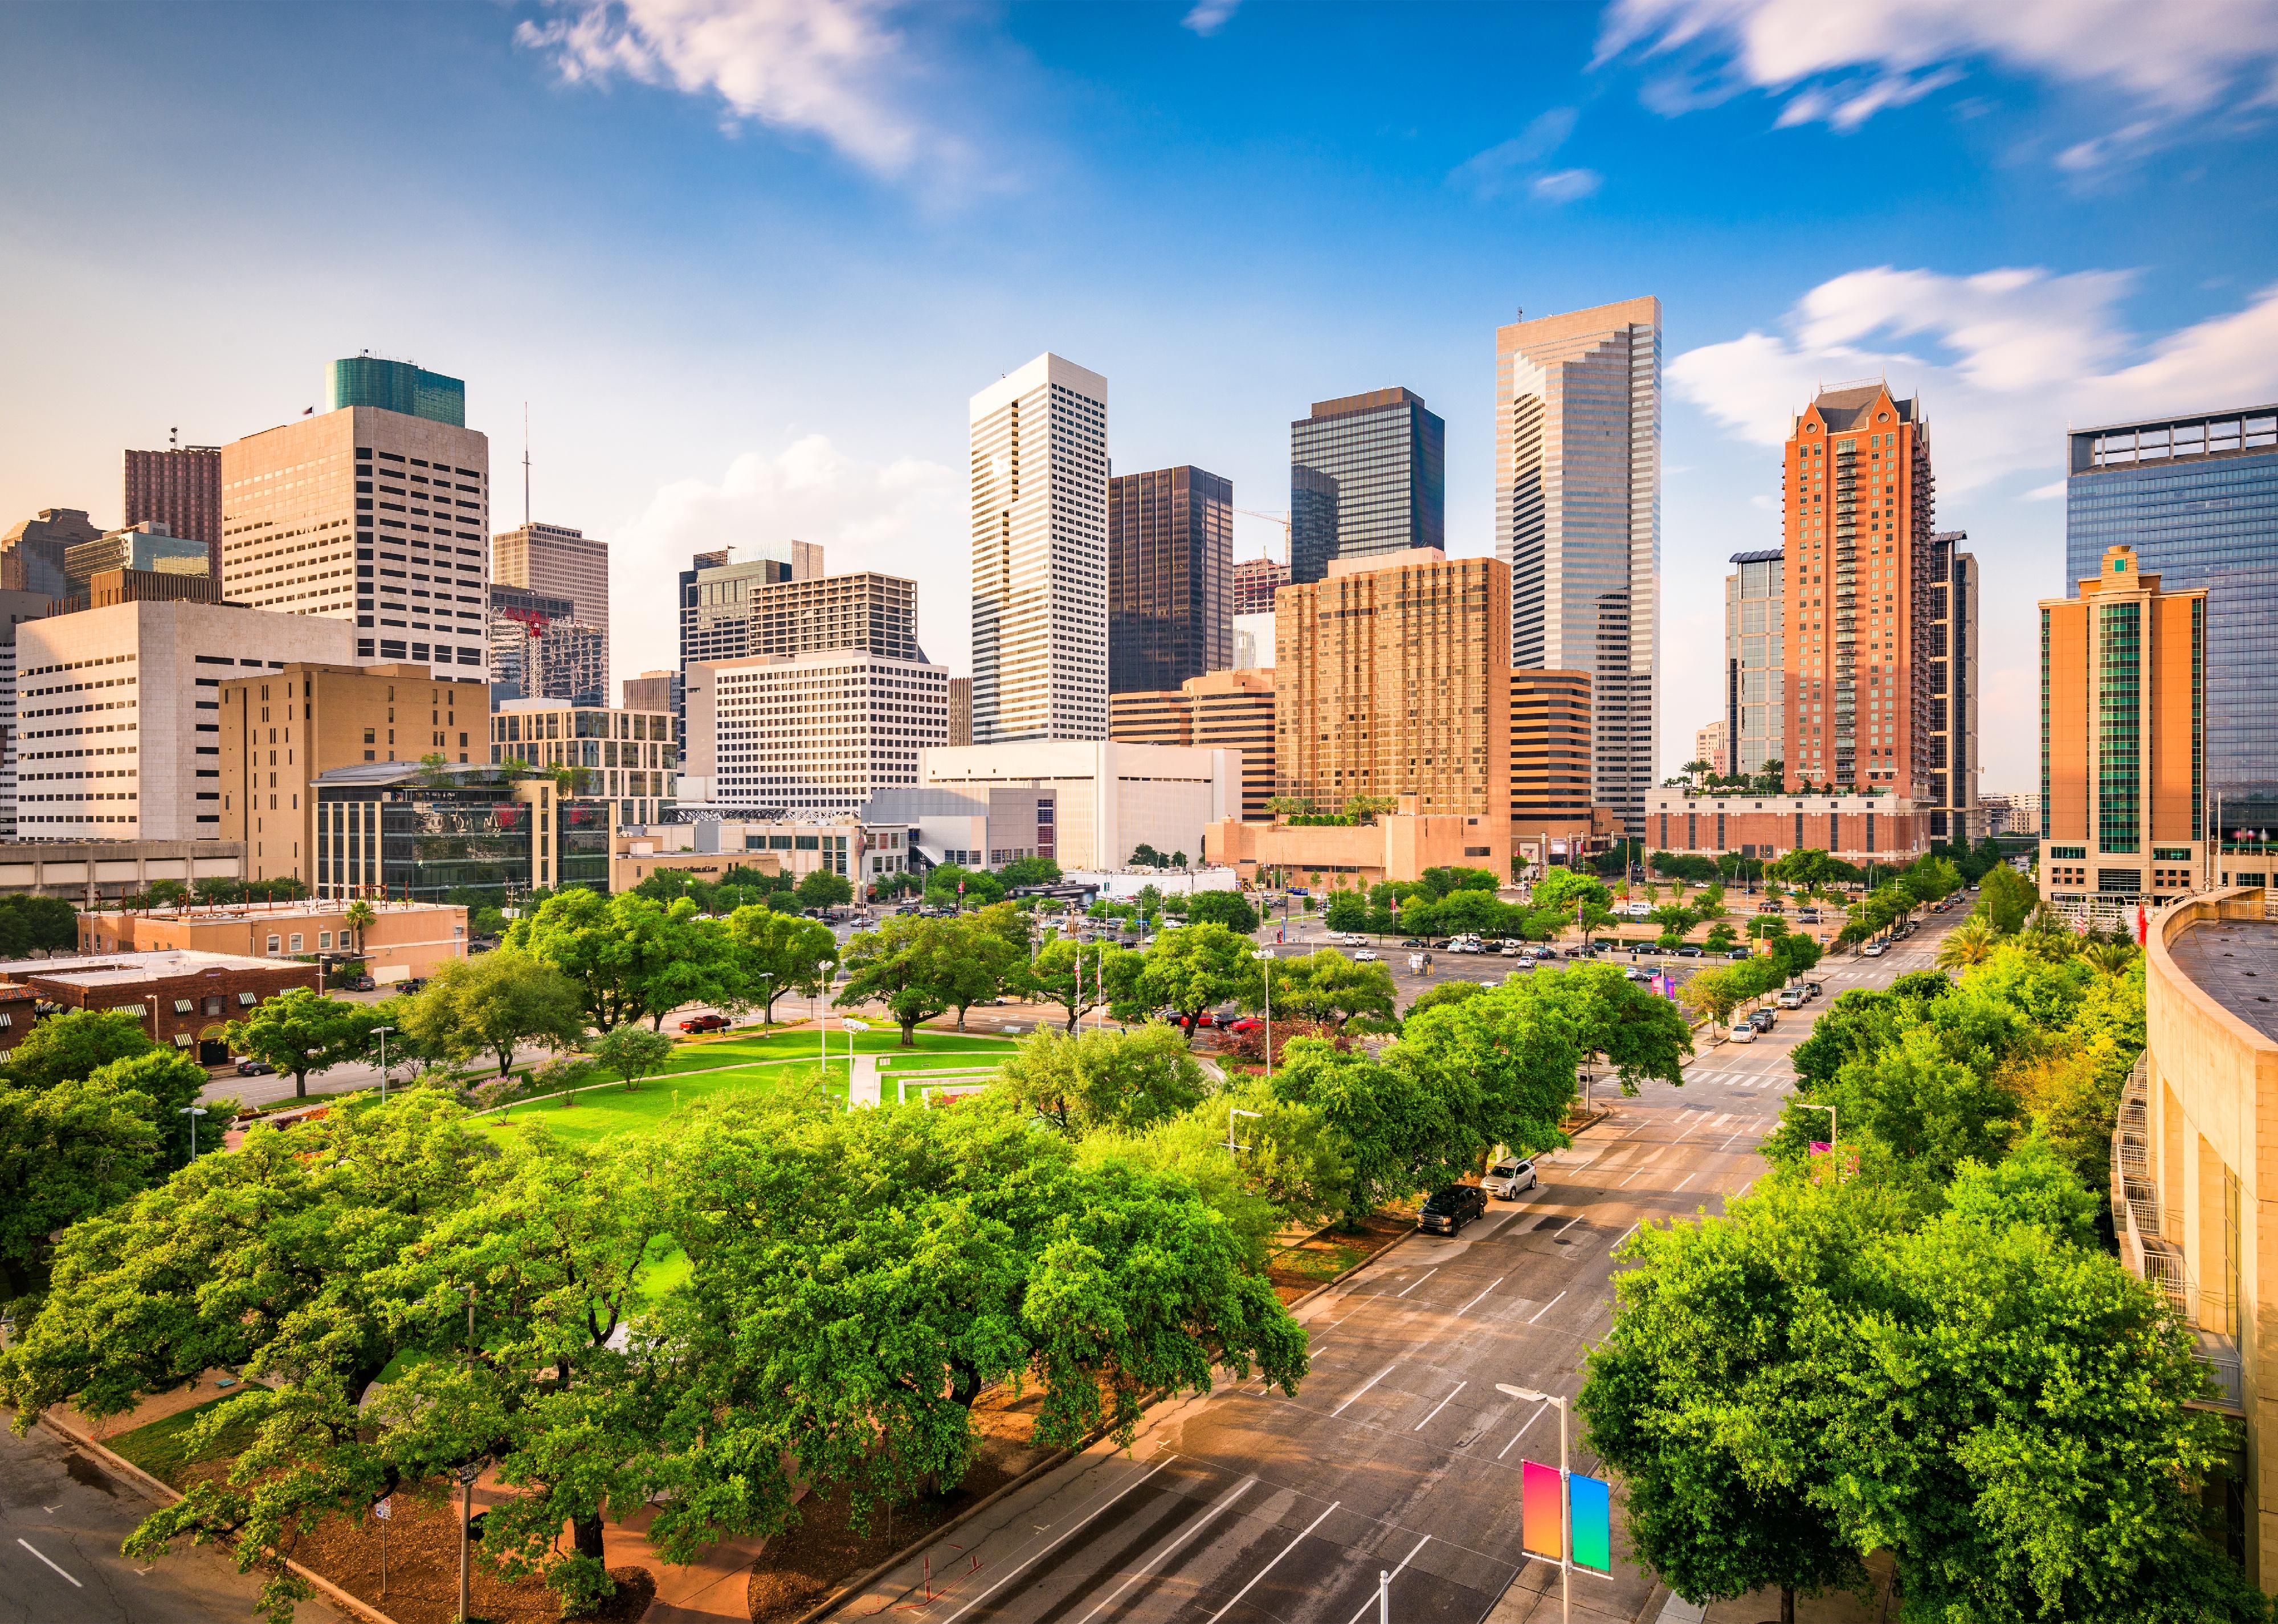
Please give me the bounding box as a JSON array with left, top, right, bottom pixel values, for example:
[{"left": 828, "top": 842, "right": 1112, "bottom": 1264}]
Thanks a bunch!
[
  {"left": 842, "top": 1018, "right": 868, "bottom": 1101},
  {"left": 1497, "top": 1384, "right": 1569, "bottom": 1624},
  {"left": 1251, "top": 949, "right": 1275, "bottom": 1080},
  {"left": 371, "top": 1025, "right": 395, "bottom": 1101},
  {"left": 179, "top": 1105, "right": 207, "bottom": 1161}
]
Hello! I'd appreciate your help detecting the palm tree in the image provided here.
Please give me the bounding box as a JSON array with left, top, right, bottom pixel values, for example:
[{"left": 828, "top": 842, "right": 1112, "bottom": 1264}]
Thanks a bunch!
[
  {"left": 2080, "top": 939, "right": 2138, "bottom": 976},
  {"left": 1936, "top": 917, "right": 1995, "bottom": 970},
  {"left": 343, "top": 899, "right": 376, "bottom": 959}
]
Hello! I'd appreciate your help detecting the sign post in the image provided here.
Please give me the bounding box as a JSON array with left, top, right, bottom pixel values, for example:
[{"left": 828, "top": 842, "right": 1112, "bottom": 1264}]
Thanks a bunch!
[{"left": 374, "top": 1496, "right": 390, "bottom": 1601}]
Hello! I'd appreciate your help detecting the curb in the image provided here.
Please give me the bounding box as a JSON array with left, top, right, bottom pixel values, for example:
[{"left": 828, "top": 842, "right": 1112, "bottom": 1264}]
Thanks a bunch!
[{"left": 34, "top": 1412, "right": 404, "bottom": 1624}]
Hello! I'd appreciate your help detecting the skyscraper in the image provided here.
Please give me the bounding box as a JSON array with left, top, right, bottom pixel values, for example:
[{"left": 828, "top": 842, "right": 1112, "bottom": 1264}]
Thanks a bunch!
[
  {"left": 221, "top": 368, "right": 490, "bottom": 680},
  {"left": 1497, "top": 298, "right": 1661, "bottom": 835},
  {"left": 1923, "top": 531, "right": 1981, "bottom": 841},
  {"left": 328, "top": 356, "right": 466, "bottom": 426},
  {"left": 1288, "top": 389, "right": 1444, "bottom": 584},
  {"left": 2039, "top": 545, "right": 2206, "bottom": 914},
  {"left": 1776, "top": 383, "right": 1933, "bottom": 798},
  {"left": 2067, "top": 406, "right": 2278, "bottom": 844},
  {"left": 124, "top": 446, "right": 222, "bottom": 578},
  {"left": 1724, "top": 548, "right": 1785, "bottom": 778},
  {"left": 969, "top": 353, "right": 1108, "bottom": 744},
  {"left": 63, "top": 523, "right": 209, "bottom": 595},
  {"left": 493, "top": 521, "right": 609, "bottom": 680},
  {"left": 1108, "top": 465, "right": 1232, "bottom": 695},
  {"left": 1, "top": 508, "right": 98, "bottom": 598}
]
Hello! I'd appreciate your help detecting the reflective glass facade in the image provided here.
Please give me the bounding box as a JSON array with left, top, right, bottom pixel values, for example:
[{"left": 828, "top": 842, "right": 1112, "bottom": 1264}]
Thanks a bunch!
[
  {"left": 1289, "top": 389, "right": 1444, "bottom": 584},
  {"left": 1108, "top": 465, "right": 1232, "bottom": 693},
  {"left": 326, "top": 357, "right": 466, "bottom": 427},
  {"left": 2068, "top": 409, "right": 2278, "bottom": 834}
]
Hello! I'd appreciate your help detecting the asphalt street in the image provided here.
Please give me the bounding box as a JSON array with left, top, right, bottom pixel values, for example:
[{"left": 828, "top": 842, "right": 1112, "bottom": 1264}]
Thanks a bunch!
[
  {"left": 824, "top": 915, "right": 1956, "bottom": 1624},
  {"left": 0, "top": 1420, "right": 342, "bottom": 1624}
]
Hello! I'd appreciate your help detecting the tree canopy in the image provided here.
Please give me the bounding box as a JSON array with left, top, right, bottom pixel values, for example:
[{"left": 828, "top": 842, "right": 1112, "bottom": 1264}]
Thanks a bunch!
[
  {"left": 225, "top": 989, "right": 376, "bottom": 1099},
  {"left": 398, "top": 952, "right": 587, "bottom": 1076}
]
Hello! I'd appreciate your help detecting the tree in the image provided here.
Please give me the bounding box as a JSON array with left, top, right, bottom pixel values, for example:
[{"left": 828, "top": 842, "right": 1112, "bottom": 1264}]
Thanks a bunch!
[
  {"left": 509, "top": 889, "right": 720, "bottom": 1030},
  {"left": 1975, "top": 863, "right": 2037, "bottom": 936},
  {"left": 1271, "top": 1039, "right": 1465, "bottom": 1225},
  {"left": 1403, "top": 980, "right": 1483, "bottom": 1021},
  {"left": 1678, "top": 966, "right": 1744, "bottom": 1031},
  {"left": 993, "top": 1024, "right": 1211, "bottom": 1137},
  {"left": 997, "top": 856, "right": 1063, "bottom": 888},
  {"left": 1183, "top": 890, "right": 1260, "bottom": 934},
  {"left": 722, "top": 904, "right": 839, "bottom": 1025},
  {"left": 4, "top": 1009, "right": 155, "bottom": 1091},
  {"left": 1274, "top": 949, "right": 1399, "bottom": 1031},
  {"left": 1532, "top": 870, "right": 1610, "bottom": 916},
  {"left": 835, "top": 915, "right": 965, "bottom": 1045},
  {"left": 794, "top": 868, "right": 855, "bottom": 911},
  {"left": 342, "top": 898, "right": 377, "bottom": 957},
  {"left": 0, "top": 893, "right": 77, "bottom": 957},
  {"left": 1030, "top": 939, "right": 1133, "bottom": 1033},
  {"left": 398, "top": 953, "right": 587, "bottom": 1076},
  {"left": 1129, "top": 842, "right": 1167, "bottom": 868},
  {"left": 1938, "top": 916, "right": 1997, "bottom": 969},
  {"left": 1575, "top": 899, "right": 1616, "bottom": 946},
  {"left": 1323, "top": 889, "right": 1370, "bottom": 934},
  {"left": 944, "top": 909, "right": 1028, "bottom": 1030},
  {"left": 91, "top": 1050, "right": 215, "bottom": 1171},
  {"left": 924, "top": 863, "right": 1003, "bottom": 909},
  {"left": 0, "top": 1075, "right": 160, "bottom": 1304},
  {"left": 224, "top": 989, "right": 374, "bottom": 1099},
  {"left": 588, "top": 1023, "right": 677, "bottom": 1091},
  {"left": 1137, "top": 924, "right": 1258, "bottom": 1033}
]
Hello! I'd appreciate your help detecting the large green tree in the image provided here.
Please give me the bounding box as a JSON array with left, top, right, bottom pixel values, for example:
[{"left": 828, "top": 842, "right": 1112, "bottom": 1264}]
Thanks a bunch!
[
  {"left": 1138, "top": 923, "right": 1259, "bottom": 1033},
  {"left": 0, "top": 1075, "right": 160, "bottom": 1305},
  {"left": 721, "top": 903, "right": 839, "bottom": 1024},
  {"left": 0, "top": 893, "right": 77, "bottom": 956},
  {"left": 1029, "top": 938, "right": 1133, "bottom": 1033},
  {"left": 1183, "top": 890, "right": 1260, "bottom": 934},
  {"left": 509, "top": 889, "right": 720, "bottom": 1030},
  {"left": 993, "top": 1023, "right": 1211, "bottom": 1139},
  {"left": 835, "top": 914, "right": 965, "bottom": 1044},
  {"left": 1976, "top": 863, "right": 2038, "bottom": 936},
  {"left": 398, "top": 952, "right": 587, "bottom": 1076},
  {"left": 225, "top": 989, "right": 375, "bottom": 1100},
  {"left": 5, "top": 1008, "right": 155, "bottom": 1091}
]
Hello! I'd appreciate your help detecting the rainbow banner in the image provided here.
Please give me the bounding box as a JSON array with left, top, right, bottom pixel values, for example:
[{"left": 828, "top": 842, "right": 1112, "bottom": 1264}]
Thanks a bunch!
[
  {"left": 1569, "top": 1474, "right": 1611, "bottom": 1574},
  {"left": 1520, "top": 1460, "right": 1562, "bottom": 1558}
]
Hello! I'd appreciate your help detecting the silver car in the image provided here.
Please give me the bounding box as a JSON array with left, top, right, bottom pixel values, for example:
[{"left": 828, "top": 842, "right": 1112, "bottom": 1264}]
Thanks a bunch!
[{"left": 1481, "top": 1158, "right": 1538, "bottom": 1199}]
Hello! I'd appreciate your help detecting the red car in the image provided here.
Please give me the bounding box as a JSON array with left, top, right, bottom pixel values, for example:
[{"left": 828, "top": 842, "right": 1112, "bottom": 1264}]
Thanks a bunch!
[
  {"left": 679, "top": 1013, "right": 731, "bottom": 1034},
  {"left": 1226, "top": 1017, "right": 1264, "bottom": 1035}
]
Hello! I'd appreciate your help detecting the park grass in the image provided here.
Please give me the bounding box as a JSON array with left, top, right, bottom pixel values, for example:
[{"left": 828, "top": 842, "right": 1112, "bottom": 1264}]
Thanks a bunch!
[
  {"left": 656, "top": 1026, "right": 1016, "bottom": 1076},
  {"left": 477, "top": 1059, "right": 842, "bottom": 1146},
  {"left": 108, "top": 1394, "right": 262, "bottom": 1488}
]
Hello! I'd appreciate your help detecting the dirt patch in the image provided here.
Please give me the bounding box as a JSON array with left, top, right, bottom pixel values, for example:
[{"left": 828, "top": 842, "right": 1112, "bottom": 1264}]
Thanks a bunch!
[
  {"left": 281, "top": 1480, "right": 655, "bottom": 1624},
  {"left": 748, "top": 1385, "right": 1059, "bottom": 1624},
  {"left": 1265, "top": 1210, "right": 1412, "bottom": 1302}
]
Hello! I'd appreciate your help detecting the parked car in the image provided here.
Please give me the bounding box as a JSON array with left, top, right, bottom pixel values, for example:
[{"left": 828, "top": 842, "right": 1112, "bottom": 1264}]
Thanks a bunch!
[
  {"left": 1530, "top": 945, "right": 1560, "bottom": 960},
  {"left": 1777, "top": 985, "right": 1807, "bottom": 1008},
  {"left": 344, "top": 974, "right": 377, "bottom": 992},
  {"left": 680, "top": 1013, "right": 731, "bottom": 1033},
  {"left": 1727, "top": 946, "right": 1753, "bottom": 960},
  {"left": 1756, "top": 901, "right": 1782, "bottom": 913},
  {"left": 399, "top": 977, "right": 428, "bottom": 994},
  {"left": 1226, "top": 1017, "right": 1264, "bottom": 1035},
  {"left": 1674, "top": 945, "right": 1704, "bottom": 958},
  {"left": 1624, "top": 965, "right": 1655, "bottom": 982},
  {"left": 1748, "top": 1008, "right": 1778, "bottom": 1033},
  {"left": 1352, "top": 948, "right": 1381, "bottom": 962},
  {"left": 1805, "top": 980, "right": 1826, "bottom": 1000},
  {"left": 1417, "top": 1184, "right": 1489, "bottom": 1235},
  {"left": 1726, "top": 1021, "right": 1756, "bottom": 1043},
  {"left": 235, "top": 1058, "right": 276, "bottom": 1076},
  {"left": 1796, "top": 909, "right": 1822, "bottom": 923},
  {"left": 1399, "top": 937, "right": 1425, "bottom": 948},
  {"left": 1481, "top": 1158, "right": 1538, "bottom": 1199},
  {"left": 1500, "top": 942, "right": 1522, "bottom": 956},
  {"left": 1863, "top": 941, "right": 1889, "bottom": 957}
]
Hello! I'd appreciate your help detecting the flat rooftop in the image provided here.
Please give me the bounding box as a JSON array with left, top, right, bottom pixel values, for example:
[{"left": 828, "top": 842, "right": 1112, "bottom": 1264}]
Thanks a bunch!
[
  {"left": 2169, "top": 919, "right": 2278, "bottom": 1043},
  {"left": 85, "top": 899, "right": 458, "bottom": 923},
  {"left": 0, "top": 948, "right": 289, "bottom": 988}
]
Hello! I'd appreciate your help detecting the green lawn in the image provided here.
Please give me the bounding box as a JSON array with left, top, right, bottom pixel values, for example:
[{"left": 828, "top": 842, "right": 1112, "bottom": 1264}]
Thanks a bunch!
[{"left": 108, "top": 1394, "right": 262, "bottom": 1488}]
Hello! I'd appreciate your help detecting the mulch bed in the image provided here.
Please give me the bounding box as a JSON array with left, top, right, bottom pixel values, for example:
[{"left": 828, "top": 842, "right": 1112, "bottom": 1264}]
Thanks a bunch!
[
  {"left": 1265, "top": 1210, "right": 1413, "bottom": 1302},
  {"left": 748, "top": 1384, "right": 1056, "bottom": 1624}
]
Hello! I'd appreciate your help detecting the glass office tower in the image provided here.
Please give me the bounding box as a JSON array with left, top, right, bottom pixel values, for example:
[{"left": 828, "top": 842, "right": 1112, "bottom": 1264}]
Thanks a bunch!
[
  {"left": 326, "top": 357, "right": 467, "bottom": 427},
  {"left": 2067, "top": 407, "right": 2278, "bottom": 842},
  {"left": 1288, "top": 388, "right": 1444, "bottom": 584},
  {"left": 1108, "top": 465, "right": 1232, "bottom": 693}
]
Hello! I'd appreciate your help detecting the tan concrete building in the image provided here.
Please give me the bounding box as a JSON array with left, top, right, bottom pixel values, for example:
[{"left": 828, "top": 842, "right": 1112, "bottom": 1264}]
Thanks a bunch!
[
  {"left": 220, "top": 662, "right": 486, "bottom": 886},
  {"left": 17, "top": 599, "right": 353, "bottom": 842},
  {"left": 684, "top": 650, "right": 948, "bottom": 818},
  {"left": 1110, "top": 668, "right": 1275, "bottom": 821},
  {"left": 2040, "top": 545, "right": 2207, "bottom": 918},
  {"left": 491, "top": 697, "right": 676, "bottom": 827},
  {"left": 221, "top": 399, "right": 490, "bottom": 678},
  {"left": 2122, "top": 889, "right": 2278, "bottom": 1581},
  {"left": 493, "top": 520, "right": 607, "bottom": 647},
  {"left": 77, "top": 897, "right": 469, "bottom": 982},
  {"left": 1646, "top": 787, "right": 1927, "bottom": 865},
  {"left": 1275, "top": 548, "right": 1510, "bottom": 821},
  {"left": 1205, "top": 796, "right": 1508, "bottom": 887}
]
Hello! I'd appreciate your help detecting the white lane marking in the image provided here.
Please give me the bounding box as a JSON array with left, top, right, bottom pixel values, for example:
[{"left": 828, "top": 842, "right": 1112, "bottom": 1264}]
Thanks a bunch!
[
  {"left": 1201, "top": 1500, "right": 1343, "bottom": 1624},
  {"left": 1412, "top": 1381, "right": 1467, "bottom": 1431},
  {"left": 1498, "top": 1403, "right": 1549, "bottom": 1458},
  {"left": 1071, "top": 1477, "right": 1256, "bottom": 1624},
  {"left": 1341, "top": 1536, "right": 1433, "bottom": 1624},
  {"left": 1395, "top": 1268, "right": 1438, "bottom": 1299},
  {"left": 1609, "top": 1221, "right": 1641, "bottom": 1255},
  {"left": 1458, "top": 1278, "right": 1504, "bottom": 1315},
  {"left": 1332, "top": 1364, "right": 1398, "bottom": 1417},
  {"left": 937, "top": 1456, "right": 1176, "bottom": 1624},
  {"left": 1710, "top": 1112, "right": 1733, "bottom": 1128},
  {"left": 15, "top": 1540, "right": 81, "bottom": 1589},
  {"left": 1673, "top": 1171, "right": 1698, "bottom": 1192},
  {"left": 1526, "top": 1290, "right": 1567, "bottom": 1324}
]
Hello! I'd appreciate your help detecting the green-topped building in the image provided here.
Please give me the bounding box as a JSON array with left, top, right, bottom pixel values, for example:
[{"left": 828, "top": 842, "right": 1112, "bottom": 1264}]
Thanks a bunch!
[{"left": 326, "top": 355, "right": 466, "bottom": 427}]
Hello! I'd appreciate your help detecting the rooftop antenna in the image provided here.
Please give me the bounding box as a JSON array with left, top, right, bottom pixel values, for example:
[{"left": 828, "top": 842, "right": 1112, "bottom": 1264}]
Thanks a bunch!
[
  {"left": 522, "top": 402, "right": 531, "bottom": 528},
  {"left": 168, "top": 426, "right": 178, "bottom": 450}
]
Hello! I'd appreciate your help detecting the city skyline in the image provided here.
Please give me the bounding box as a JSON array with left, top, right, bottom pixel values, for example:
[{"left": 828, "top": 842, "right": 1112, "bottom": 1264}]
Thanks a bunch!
[{"left": 6, "top": 5, "right": 2278, "bottom": 789}]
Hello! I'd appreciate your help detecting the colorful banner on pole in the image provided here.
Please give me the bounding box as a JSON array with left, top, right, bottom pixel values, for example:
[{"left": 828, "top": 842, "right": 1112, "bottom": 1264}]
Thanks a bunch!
[
  {"left": 1569, "top": 1474, "right": 1610, "bottom": 1574},
  {"left": 1520, "top": 1460, "right": 1562, "bottom": 1558}
]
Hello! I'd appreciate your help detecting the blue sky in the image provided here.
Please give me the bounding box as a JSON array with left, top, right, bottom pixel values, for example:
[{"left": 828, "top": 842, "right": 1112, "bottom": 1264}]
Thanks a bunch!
[{"left": 6, "top": 0, "right": 2278, "bottom": 790}]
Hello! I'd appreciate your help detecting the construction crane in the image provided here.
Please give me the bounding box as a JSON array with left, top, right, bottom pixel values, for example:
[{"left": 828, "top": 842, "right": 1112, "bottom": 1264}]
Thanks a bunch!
[{"left": 1232, "top": 507, "right": 1289, "bottom": 566}]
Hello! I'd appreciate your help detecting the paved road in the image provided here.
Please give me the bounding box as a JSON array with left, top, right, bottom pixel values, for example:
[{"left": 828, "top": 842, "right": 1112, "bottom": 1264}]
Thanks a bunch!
[
  {"left": 0, "top": 1421, "right": 341, "bottom": 1623},
  {"left": 822, "top": 915, "right": 1955, "bottom": 1624}
]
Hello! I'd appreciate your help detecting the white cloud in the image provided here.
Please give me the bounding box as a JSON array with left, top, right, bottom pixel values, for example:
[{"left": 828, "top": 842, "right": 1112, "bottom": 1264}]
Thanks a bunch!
[
  {"left": 1598, "top": 0, "right": 2278, "bottom": 161},
  {"left": 1670, "top": 266, "right": 2278, "bottom": 494},
  {"left": 1182, "top": 0, "right": 1239, "bottom": 37},
  {"left": 614, "top": 435, "right": 965, "bottom": 676},
  {"left": 1450, "top": 109, "right": 1598, "bottom": 204},
  {"left": 516, "top": 0, "right": 975, "bottom": 182},
  {"left": 1530, "top": 168, "right": 1603, "bottom": 203}
]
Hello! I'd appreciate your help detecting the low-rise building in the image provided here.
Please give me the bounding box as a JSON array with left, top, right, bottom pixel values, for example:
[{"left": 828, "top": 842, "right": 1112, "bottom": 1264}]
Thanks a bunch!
[
  {"left": 617, "top": 814, "right": 897, "bottom": 892},
  {"left": 312, "top": 761, "right": 606, "bottom": 903},
  {"left": 683, "top": 647, "right": 949, "bottom": 819},
  {"left": 1645, "top": 789, "right": 1928, "bottom": 866},
  {"left": 0, "top": 948, "right": 321, "bottom": 1063},
  {"left": 920, "top": 741, "right": 1236, "bottom": 872},
  {"left": 0, "top": 838, "right": 246, "bottom": 902},
  {"left": 2122, "top": 888, "right": 2278, "bottom": 1577},
  {"left": 76, "top": 897, "right": 470, "bottom": 982},
  {"left": 1205, "top": 797, "right": 1508, "bottom": 887},
  {"left": 1110, "top": 668, "right": 1275, "bottom": 821},
  {"left": 611, "top": 840, "right": 782, "bottom": 895},
  {"left": 860, "top": 786, "right": 1054, "bottom": 878}
]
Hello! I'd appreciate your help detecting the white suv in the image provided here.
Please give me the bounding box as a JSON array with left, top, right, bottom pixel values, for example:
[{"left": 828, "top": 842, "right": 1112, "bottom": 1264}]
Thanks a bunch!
[{"left": 1481, "top": 1158, "right": 1538, "bottom": 1199}]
